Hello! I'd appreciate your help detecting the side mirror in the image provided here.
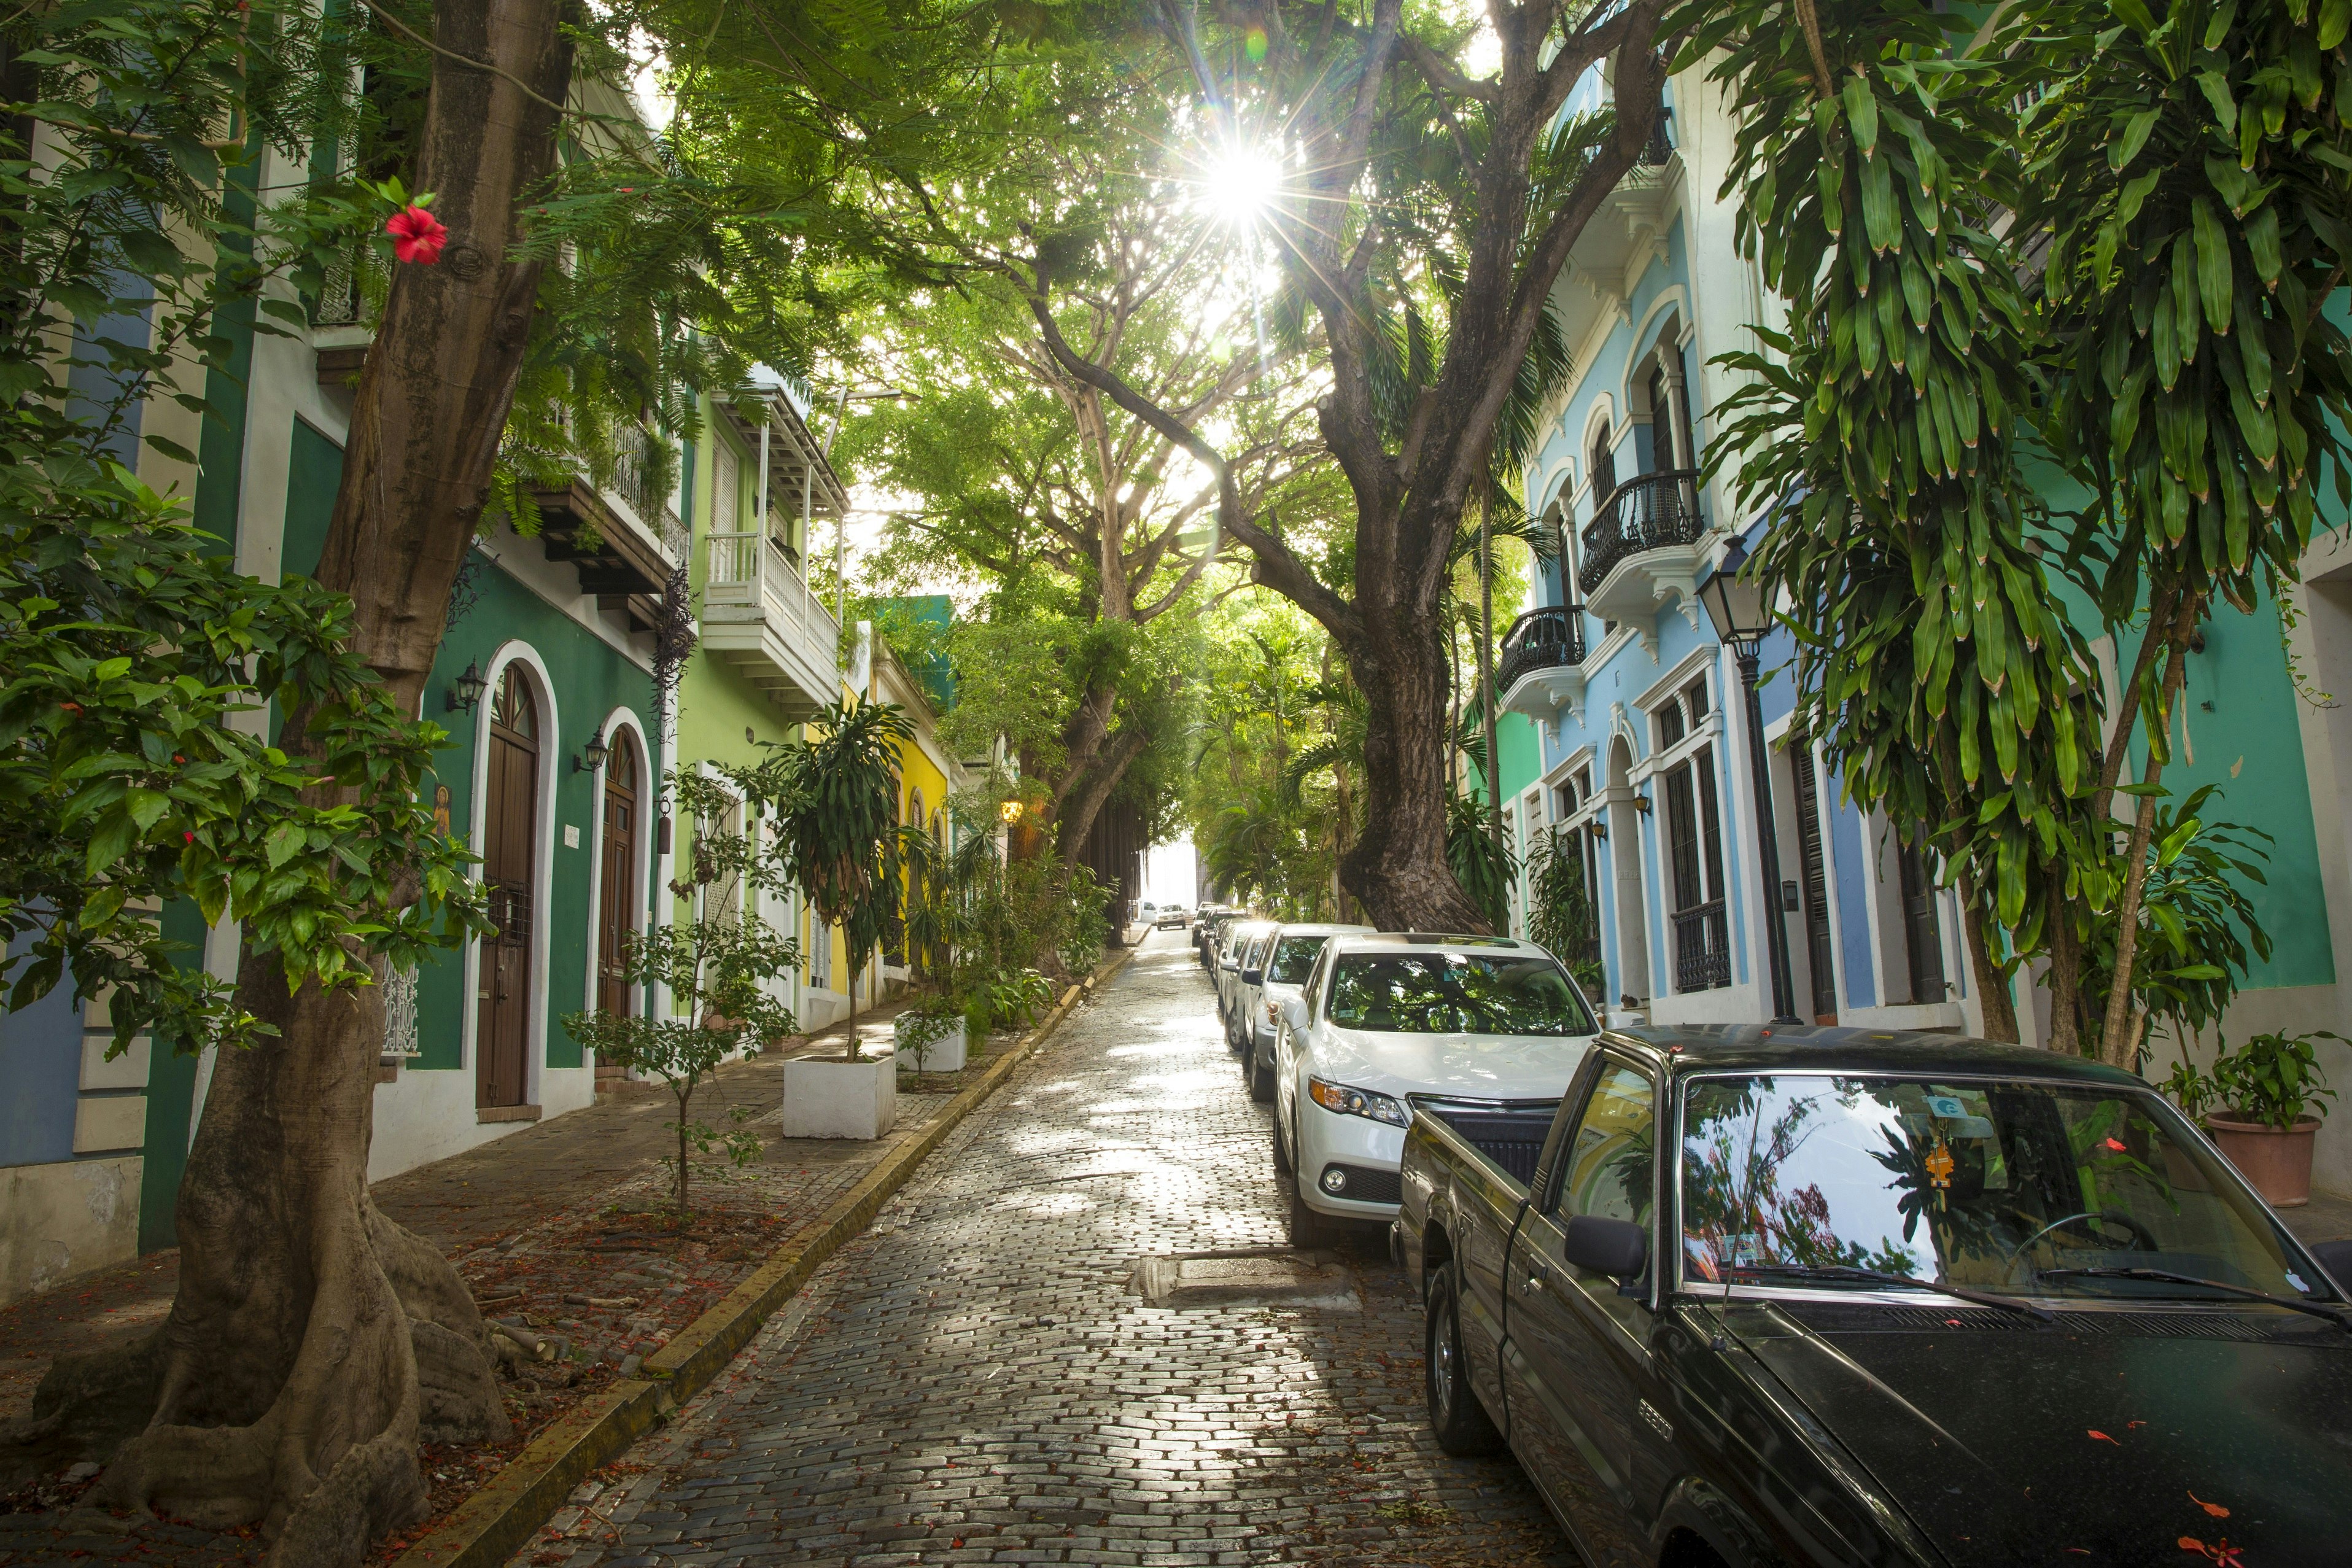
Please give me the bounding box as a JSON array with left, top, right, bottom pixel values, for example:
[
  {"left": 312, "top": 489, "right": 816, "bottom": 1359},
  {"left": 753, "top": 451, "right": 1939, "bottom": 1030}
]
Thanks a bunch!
[
  {"left": 1241, "top": 968, "right": 1263, "bottom": 986},
  {"left": 1279, "top": 996, "right": 1308, "bottom": 1031},
  {"left": 2311, "top": 1238, "right": 2352, "bottom": 1289},
  {"left": 1562, "top": 1214, "right": 1648, "bottom": 1280}
]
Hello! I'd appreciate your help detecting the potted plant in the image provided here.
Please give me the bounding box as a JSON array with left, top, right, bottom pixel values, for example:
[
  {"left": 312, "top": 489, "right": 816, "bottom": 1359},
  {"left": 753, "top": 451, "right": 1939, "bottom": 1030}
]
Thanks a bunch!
[
  {"left": 752, "top": 694, "right": 916, "bottom": 1139},
  {"left": 2172, "top": 1030, "right": 2344, "bottom": 1207},
  {"left": 894, "top": 997, "right": 967, "bottom": 1075}
]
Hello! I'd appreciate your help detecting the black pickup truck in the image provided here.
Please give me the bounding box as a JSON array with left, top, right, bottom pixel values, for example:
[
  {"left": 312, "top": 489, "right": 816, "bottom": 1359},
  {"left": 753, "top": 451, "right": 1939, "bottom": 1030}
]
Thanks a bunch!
[{"left": 1394, "top": 1025, "right": 2352, "bottom": 1568}]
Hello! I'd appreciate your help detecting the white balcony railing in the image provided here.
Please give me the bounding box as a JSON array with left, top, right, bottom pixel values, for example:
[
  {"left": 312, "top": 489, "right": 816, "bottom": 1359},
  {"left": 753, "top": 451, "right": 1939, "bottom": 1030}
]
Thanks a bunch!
[{"left": 700, "top": 530, "right": 841, "bottom": 716}]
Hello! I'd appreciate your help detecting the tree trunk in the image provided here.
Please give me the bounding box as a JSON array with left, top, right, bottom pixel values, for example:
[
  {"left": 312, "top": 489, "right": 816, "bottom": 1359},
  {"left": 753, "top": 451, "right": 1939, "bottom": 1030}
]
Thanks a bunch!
[
  {"left": 1344, "top": 613, "right": 1491, "bottom": 932},
  {"left": 2098, "top": 599, "right": 2199, "bottom": 1068},
  {"left": 18, "top": 4, "right": 573, "bottom": 1559},
  {"left": 1958, "top": 871, "right": 2020, "bottom": 1044},
  {"left": 1478, "top": 497, "right": 1504, "bottom": 887},
  {"left": 1052, "top": 724, "right": 1149, "bottom": 871}
]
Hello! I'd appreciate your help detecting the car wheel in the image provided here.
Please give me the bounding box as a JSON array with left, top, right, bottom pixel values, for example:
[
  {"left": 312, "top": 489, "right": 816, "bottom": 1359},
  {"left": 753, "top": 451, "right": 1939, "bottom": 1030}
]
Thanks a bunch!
[
  {"left": 1271, "top": 1105, "right": 1294, "bottom": 1176},
  {"left": 1246, "top": 1045, "right": 1275, "bottom": 1103},
  {"left": 1287, "top": 1182, "right": 1334, "bottom": 1250},
  {"left": 1425, "top": 1265, "right": 1505, "bottom": 1456}
]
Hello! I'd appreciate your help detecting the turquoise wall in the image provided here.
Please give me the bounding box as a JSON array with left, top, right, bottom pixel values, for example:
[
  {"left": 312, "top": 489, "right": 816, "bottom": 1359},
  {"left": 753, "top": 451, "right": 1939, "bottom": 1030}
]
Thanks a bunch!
[{"left": 282, "top": 431, "right": 657, "bottom": 1077}]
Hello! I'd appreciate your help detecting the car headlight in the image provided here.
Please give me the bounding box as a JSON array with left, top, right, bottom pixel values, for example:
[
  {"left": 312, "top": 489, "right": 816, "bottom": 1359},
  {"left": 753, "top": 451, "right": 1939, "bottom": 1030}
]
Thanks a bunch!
[{"left": 1307, "top": 1076, "right": 1410, "bottom": 1127}]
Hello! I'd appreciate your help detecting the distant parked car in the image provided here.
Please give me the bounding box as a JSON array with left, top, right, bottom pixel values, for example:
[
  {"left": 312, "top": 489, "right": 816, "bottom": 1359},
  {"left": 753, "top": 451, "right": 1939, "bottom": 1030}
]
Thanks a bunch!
[
  {"left": 1197, "top": 909, "right": 1236, "bottom": 969},
  {"left": 1216, "top": 919, "right": 1275, "bottom": 1031},
  {"left": 1224, "top": 925, "right": 1283, "bottom": 1050},
  {"left": 1399, "top": 1024, "right": 2352, "bottom": 1567},
  {"left": 1271, "top": 933, "right": 1596, "bottom": 1247},
  {"left": 1240, "top": 923, "right": 1372, "bottom": 1101}
]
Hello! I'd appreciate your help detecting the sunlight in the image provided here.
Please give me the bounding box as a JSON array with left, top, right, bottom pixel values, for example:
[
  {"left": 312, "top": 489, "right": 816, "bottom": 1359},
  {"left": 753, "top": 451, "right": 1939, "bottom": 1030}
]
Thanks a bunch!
[{"left": 1200, "top": 145, "right": 1284, "bottom": 226}]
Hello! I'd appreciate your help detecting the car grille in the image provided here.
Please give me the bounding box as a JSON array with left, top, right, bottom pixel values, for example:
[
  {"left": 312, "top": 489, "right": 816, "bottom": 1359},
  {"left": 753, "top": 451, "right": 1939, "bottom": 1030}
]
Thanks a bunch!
[{"left": 1317, "top": 1163, "right": 1403, "bottom": 1205}]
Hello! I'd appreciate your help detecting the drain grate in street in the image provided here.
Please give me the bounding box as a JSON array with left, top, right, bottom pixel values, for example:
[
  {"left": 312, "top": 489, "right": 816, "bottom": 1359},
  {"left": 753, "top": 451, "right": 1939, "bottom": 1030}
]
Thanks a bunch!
[{"left": 1127, "top": 1248, "right": 1362, "bottom": 1311}]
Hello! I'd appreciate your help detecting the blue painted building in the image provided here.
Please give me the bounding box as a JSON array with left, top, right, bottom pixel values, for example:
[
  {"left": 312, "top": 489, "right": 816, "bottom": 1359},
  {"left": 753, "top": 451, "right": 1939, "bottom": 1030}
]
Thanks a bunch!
[
  {"left": 1494, "top": 57, "right": 2352, "bottom": 1196},
  {"left": 1492, "top": 63, "right": 1974, "bottom": 1036}
]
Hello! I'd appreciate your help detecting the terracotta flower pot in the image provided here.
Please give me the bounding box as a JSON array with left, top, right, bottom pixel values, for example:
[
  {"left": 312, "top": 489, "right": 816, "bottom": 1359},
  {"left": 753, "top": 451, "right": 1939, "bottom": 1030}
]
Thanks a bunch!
[{"left": 2205, "top": 1113, "right": 2323, "bottom": 1208}]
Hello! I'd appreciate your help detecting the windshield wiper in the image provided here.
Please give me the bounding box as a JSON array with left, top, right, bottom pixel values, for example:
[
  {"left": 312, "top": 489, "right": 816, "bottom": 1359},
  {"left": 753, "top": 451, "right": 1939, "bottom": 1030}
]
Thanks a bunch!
[
  {"left": 1730, "top": 1262, "right": 2055, "bottom": 1322},
  {"left": 2034, "top": 1266, "right": 2352, "bottom": 1329}
]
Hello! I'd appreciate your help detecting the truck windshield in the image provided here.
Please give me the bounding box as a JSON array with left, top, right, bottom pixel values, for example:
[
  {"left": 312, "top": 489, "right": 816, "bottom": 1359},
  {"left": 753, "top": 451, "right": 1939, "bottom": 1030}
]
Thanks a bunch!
[
  {"left": 1324, "top": 954, "right": 1594, "bottom": 1036},
  {"left": 1679, "top": 1074, "right": 2326, "bottom": 1302},
  {"left": 1268, "top": 936, "right": 1329, "bottom": 985}
]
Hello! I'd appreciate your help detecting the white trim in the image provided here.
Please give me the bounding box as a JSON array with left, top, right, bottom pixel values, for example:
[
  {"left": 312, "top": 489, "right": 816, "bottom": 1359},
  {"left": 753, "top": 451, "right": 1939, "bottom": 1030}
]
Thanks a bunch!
[
  {"left": 1617, "top": 290, "right": 1690, "bottom": 422},
  {"left": 1632, "top": 642, "right": 1717, "bottom": 710},
  {"left": 463, "top": 642, "right": 560, "bottom": 1106}
]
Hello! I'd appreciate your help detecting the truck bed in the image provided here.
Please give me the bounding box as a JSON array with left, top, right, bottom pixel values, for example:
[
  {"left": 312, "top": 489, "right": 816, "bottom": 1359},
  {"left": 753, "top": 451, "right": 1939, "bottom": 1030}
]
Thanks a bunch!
[{"left": 1416, "top": 1100, "right": 1559, "bottom": 1188}]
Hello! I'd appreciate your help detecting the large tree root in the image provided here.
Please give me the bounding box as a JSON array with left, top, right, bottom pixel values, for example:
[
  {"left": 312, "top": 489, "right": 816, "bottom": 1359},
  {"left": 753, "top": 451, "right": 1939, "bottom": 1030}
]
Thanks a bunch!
[{"left": 2, "top": 964, "right": 510, "bottom": 1566}]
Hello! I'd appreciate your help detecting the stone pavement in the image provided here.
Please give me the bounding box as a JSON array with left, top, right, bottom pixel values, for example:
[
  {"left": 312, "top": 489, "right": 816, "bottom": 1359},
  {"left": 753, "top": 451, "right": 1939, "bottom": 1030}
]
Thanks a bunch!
[
  {"left": 0, "top": 998, "right": 1011, "bottom": 1566},
  {"left": 513, "top": 931, "right": 1575, "bottom": 1568}
]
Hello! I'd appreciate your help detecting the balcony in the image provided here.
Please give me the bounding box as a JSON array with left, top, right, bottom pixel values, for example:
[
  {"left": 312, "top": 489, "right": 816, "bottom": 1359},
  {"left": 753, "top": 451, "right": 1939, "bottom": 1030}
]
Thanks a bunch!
[
  {"left": 701, "top": 530, "right": 843, "bottom": 719},
  {"left": 1671, "top": 899, "right": 1730, "bottom": 993},
  {"left": 1578, "top": 469, "right": 1710, "bottom": 644},
  {"left": 1496, "top": 606, "right": 1591, "bottom": 722},
  {"left": 534, "top": 429, "right": 693, "bottom": 635}
]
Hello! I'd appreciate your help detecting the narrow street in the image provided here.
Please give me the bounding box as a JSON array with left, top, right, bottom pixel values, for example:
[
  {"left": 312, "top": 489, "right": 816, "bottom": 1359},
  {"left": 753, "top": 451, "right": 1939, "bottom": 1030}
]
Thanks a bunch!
[{"left": 518, "top": 930, "right": 1574, "bottom": 1567}]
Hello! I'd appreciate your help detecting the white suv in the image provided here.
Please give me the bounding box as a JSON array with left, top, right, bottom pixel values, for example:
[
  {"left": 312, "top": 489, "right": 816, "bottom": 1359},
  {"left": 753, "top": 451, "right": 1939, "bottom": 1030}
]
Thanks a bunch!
[{"left": 1271, "top": 933, "right": 1598, "bottom": 1247}]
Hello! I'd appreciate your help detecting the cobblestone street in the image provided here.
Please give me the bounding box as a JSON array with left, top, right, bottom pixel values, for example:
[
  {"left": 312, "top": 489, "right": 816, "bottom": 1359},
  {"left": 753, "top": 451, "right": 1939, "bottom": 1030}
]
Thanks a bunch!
[{"left": 517, "top": 931, "right": 1574, "bottom": 1567}]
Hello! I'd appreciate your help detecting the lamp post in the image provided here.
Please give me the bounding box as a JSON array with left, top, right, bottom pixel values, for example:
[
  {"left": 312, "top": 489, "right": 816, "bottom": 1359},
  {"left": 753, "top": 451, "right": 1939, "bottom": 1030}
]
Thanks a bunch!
[{"left": 1698, "top": 535, "right": 1802, "bottom": 1027}]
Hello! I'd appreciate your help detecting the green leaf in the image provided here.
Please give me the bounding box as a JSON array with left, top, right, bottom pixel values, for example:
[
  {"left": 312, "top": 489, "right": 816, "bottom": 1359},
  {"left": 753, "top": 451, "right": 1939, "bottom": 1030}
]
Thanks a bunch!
[
  {"left": 2111, "top": 107, "right": 2162, "bottom": 171},
  {"left": 1842, "top": 76, "right": 1879, "bottom": 154},
  {"left": 2190, "top": 199, "right": 2234, "bottom": 333}
]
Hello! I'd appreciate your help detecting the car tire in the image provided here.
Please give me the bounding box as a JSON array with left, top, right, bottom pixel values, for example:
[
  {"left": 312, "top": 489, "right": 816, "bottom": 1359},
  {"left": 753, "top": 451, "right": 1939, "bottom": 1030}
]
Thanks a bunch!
[
  {"left": 1246, "top": 1046, "right": 1275, "bottom": 1103},
  {"left": 1426, "top": 1265, "right": 1505, "bottom": 1457},
  {"left": 1271, "top": 1106, "right": 1294, "bottom": 1176},
  {"left": 1287, "top": 1182, "right": 1335, "bottom": 1250}
]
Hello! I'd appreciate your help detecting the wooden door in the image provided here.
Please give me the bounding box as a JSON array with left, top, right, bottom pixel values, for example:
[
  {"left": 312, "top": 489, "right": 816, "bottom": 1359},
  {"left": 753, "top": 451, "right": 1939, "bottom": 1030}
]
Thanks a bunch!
[
  {"left": 1898, "top": 840, "right": 1947, "bottom": 1007},
  {"left": 597, "top": 731, "right": 638, "bottom": 1018},
  {"left": 1790, "top": 738, "right": 1840, "bottom": 1024},
  {"left": 476, "top": 666, "right": 538, "bottom": 1109}
]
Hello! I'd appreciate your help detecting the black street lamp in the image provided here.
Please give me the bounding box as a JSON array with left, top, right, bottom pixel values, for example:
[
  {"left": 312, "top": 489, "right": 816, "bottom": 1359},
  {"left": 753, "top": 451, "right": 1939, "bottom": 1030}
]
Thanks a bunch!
[
  {"left": 1698, "top": 534, "right": 1802, "bottom": 1027},
  {"left": 446, "top": 660, "right": 488, "bottom": 714}
]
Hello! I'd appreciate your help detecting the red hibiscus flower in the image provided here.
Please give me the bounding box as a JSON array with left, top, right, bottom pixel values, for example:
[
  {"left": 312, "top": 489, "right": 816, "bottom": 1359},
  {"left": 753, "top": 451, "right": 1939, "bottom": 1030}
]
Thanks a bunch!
[{"left": 386, "top": 204, "right": 448, "bottom": 265}]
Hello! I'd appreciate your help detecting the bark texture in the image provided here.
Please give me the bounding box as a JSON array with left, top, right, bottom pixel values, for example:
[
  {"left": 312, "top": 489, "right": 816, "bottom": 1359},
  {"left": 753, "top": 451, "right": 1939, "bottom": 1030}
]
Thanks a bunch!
[{"left": 9, "top": 2, "right": 572, "bottom": 1559}]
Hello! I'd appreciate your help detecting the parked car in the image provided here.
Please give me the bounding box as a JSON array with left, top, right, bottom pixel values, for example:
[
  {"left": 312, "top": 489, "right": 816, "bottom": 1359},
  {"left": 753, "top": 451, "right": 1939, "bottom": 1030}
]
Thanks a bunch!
[
  {"left": 1196, "top": 909, "right": 1236, "bottom": 969},
  {"left": 1397, "top": 1024, "right": 2352, "bottom": 1568},
  {"left": 1215, "top": 919, "right": 1275, "bottom": 1030},
  {"left": 1271, "top": 933, "right": 1596, "bottom": 1247},
  {"left": 1240, "top": 923, "right": 1372, "bottom": 1101},
  {"left": 1225, "top": 925, "right": 1290, "bottom": 1050}
]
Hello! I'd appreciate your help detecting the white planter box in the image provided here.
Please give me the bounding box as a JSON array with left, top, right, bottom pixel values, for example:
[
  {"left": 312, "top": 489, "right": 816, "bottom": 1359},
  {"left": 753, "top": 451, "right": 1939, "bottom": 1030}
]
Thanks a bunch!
[
  {"left": 893, "top": 1018, "right": 967, "bottom": 1074},
  {"left": 780, "top": 1054, "right": 897, "bottom": 1140}
]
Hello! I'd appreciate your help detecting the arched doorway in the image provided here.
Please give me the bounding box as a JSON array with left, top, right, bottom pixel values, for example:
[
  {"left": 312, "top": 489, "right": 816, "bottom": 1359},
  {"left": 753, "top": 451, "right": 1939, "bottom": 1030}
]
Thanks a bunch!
[
  {"left": 594, "top": 729, "right": 640, "bottom": 1096},
  {"left": 477, "top": 665, "right": 539, "bottom": 1109},
  {"left": 597, "top": 730, "right": 640, "bottom": 1016},
  {"left": 1607, "top": 735, "right": 1650, "bottom": 1007}
]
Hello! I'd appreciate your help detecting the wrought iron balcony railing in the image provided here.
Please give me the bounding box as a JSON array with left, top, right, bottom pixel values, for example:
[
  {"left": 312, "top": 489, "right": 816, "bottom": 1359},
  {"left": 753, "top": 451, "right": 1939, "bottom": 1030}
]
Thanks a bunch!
[
  {"left": 1496, "top": 605, "right": 1588, "bottom": 696},
  {"left": 1578, "top": 469, "right": 1705, "bottom": 596},
  {"left": 1671, "top": 899, "right": 1731, "bottom": 993}
]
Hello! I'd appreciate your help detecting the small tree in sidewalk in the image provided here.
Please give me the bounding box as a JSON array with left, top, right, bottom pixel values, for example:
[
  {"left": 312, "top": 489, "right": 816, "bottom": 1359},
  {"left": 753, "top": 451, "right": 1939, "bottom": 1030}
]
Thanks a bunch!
[
  {"left": 565, "top": 769, "right": 796, "bottom": 1216},
  {"left": 752, "top": 694, "right": 915, "bottom": 1061}
]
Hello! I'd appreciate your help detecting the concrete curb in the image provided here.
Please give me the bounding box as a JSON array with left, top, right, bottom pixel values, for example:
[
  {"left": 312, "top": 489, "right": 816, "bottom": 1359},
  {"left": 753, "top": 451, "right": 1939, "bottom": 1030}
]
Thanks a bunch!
[{"left": 389, "top": 946, "right": 1138, "bottom": 1568}]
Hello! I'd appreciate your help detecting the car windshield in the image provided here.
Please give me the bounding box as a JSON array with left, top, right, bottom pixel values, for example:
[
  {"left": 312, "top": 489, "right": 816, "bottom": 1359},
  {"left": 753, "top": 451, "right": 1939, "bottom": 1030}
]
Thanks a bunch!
[
  {"left": 1324, "top": 954, "right": 1594, "bottom": 1036},
  {"left": 1678, "top": 1074, "right": 2327, "bottom": 1302},
  {"left": 1268, "top": 936, "right": 1329, "bottom": 985}
]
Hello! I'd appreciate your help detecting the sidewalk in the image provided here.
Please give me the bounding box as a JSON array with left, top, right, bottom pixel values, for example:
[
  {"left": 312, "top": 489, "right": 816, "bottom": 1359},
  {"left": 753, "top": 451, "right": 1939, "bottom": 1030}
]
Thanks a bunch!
[{"left": 0, "top": 998, "right": 1002, "bottom": 1566}]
